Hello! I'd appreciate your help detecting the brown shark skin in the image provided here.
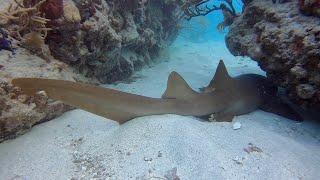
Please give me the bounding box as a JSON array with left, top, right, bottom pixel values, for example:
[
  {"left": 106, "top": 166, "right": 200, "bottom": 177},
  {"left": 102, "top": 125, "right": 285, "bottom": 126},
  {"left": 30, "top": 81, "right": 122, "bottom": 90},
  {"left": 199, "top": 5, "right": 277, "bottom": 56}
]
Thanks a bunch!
[
  {"left": 12, "top": 60, "right": 303, "bottom": 123},
  {"left": 11, "top": 77, "right": 227, "bottom": 124}
]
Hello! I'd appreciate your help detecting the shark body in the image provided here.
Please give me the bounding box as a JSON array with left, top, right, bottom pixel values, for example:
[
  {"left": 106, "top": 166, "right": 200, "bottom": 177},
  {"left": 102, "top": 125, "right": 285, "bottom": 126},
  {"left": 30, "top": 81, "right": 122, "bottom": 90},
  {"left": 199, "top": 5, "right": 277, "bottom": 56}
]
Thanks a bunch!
[{"left": 12, "top": 60, "right": 302, "bottom": 123}]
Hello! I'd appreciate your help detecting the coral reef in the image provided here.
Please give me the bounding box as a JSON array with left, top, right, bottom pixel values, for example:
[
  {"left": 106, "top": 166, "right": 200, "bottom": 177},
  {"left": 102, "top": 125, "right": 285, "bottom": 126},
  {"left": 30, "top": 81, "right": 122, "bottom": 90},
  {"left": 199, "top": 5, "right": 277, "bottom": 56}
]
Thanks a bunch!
[
  {"left": 226, "top": 0, "right": 320, "bottom": 110},
  {"left": 0, "top": 0, "right": 183, "bottom": 142},
  {"left": 45, "top": 0, "right": 181, "bottom": 83},
  {"left": 0, "top": 0, "right": 55, "bottom": 60},
  {"left": 0, "top": 1, "right": 96, "bottom": 142},
  {"left": 1, "top": 0, "right": 182, "bottom": 83},
  {"left": 0, "top": 0, "right": 51, "bottom": 38}
]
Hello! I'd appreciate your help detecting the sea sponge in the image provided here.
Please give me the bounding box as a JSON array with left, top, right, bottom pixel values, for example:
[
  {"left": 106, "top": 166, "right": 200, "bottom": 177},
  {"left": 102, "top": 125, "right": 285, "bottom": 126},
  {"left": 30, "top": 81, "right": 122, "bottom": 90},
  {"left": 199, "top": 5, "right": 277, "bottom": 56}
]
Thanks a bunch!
[
  {"left": 39, "top": 0, "right": 64, "bottom": 20},
  {"left": 22, "top": 32, "right": 52, "bottom": 61},
  {"left": 22, "top": 32, "right": 45, "bottom": 50},
  {"left": 63, "top": 0, "right": 81, "bottom": 23}
]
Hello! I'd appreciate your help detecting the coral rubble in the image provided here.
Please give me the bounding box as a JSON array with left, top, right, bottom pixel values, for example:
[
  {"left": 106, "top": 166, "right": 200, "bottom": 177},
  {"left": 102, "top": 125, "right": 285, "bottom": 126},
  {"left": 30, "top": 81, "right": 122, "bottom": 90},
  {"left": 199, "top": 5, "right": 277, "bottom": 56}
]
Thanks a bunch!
[{"left": 226, "top": 0, "right": 320, "bottom": 110}]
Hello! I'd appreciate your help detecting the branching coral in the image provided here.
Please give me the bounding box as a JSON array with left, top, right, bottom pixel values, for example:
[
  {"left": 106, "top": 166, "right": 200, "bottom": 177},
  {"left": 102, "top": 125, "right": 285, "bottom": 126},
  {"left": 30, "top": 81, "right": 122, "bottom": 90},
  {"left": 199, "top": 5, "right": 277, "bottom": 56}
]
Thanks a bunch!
[
  {"left": 172, "top": 0, "right": 242, "bottom": 31},
  {"left": 0, "top": 0, "right": 52, "bottom": 40},
  {"left": 0, "top": 0, "right": 68, "bottom": 60},
  {"left": 179, "top": 0, "right": 238, "bottom": 20}
]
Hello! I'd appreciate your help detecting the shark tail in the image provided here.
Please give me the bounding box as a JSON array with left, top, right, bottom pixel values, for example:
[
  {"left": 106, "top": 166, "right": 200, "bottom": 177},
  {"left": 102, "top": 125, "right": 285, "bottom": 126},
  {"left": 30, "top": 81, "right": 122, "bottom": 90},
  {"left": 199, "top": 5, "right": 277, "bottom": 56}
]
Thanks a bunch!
[{"left": 12, "top": 78, "right": 138, "bottom": 123}]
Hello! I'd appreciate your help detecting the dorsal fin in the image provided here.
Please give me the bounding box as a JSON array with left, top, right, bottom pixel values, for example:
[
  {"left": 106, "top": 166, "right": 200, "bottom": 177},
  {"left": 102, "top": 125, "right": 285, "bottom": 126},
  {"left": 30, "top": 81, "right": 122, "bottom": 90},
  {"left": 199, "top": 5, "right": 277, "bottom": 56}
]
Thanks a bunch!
[
  {"left": 162, "top": 71, "right": 197, "bottom": 99},
  {"left": 206, "top": 60, "right": 234, "bottom": 91}
]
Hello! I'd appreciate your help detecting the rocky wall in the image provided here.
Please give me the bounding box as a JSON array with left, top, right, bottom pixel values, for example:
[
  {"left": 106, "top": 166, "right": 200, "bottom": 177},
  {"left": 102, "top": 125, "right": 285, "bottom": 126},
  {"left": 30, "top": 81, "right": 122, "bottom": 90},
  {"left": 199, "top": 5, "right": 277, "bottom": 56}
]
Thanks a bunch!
[
  {"left": 226, "top": 0, "right": 320, "bottom": 110},
  {"left": 48, "top": 0, "right": 181, "bottom": 83}
]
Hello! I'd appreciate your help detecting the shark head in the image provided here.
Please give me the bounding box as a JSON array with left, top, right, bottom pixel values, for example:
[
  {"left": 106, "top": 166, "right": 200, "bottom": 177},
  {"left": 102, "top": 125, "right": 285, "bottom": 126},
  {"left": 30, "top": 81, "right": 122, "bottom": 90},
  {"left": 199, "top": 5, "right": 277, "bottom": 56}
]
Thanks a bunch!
[
  {"left": 237, "top": 73, "right": 304, "bottom": 122},
  {"left": 202, "top": 60, "right": 304, "bottom": 122}
]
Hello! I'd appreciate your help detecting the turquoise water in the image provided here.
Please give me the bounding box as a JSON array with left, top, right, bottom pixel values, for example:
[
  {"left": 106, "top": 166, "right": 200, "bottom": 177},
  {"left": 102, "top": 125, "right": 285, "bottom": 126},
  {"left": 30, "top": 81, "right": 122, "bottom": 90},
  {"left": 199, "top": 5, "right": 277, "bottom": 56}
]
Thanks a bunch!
[{"left": 178, "top": 1, "right": 243, "bottom": 42}]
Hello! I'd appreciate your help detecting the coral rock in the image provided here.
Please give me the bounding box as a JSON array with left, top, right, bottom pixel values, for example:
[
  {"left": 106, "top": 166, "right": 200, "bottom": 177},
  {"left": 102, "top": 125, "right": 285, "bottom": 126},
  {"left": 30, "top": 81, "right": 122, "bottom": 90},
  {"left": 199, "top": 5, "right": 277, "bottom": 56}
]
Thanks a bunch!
[
  {"left": 296, "top": 84, "right": 316, "bottom": 99},
  {"left": 63, "top": 0, "right": 81, "bottom": 23},
  {"left": 299, "top": 0, "right": 320, "bottom": 17},
  {"left": 290, "top": 65, "right": 308, "bottom": 79},
  {"left": 226, "top": 0, "right": 320, "bottom": 110},
  {"left": 40, "top": 0, "right": 64, "bottom": 20},
  {"left": 0, "top": 49, "right": 93, "bottom": 143},
  {"left": 48, "top": 0, "right": 181, "bottom": 83},
  {"left": 34, "top": 91, "right": 49, "bottom": 109}
]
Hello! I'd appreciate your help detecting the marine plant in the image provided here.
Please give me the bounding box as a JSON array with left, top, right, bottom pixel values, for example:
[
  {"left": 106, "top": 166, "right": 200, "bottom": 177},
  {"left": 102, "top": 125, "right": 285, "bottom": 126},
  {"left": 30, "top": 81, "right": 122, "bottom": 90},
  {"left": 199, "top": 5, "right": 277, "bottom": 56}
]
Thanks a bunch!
[{"left": 170, "top": 0, "right": 242, "bottom": 31}]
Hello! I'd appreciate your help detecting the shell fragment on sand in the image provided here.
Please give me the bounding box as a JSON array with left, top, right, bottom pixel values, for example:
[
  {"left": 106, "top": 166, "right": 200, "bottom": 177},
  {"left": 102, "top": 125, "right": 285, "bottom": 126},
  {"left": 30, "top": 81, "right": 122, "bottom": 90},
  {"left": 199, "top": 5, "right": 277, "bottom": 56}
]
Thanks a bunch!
[{"left": 233, "top": 122, "right": 241, "bottom": 130}]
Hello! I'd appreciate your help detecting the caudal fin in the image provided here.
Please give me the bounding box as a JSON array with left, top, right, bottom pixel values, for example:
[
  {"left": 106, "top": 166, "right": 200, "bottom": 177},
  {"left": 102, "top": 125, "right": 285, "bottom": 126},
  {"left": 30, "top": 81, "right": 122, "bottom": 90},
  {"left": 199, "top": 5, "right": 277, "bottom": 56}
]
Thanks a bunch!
[{"left": 12, "top": 78, "right": 137, "bottom": 123}]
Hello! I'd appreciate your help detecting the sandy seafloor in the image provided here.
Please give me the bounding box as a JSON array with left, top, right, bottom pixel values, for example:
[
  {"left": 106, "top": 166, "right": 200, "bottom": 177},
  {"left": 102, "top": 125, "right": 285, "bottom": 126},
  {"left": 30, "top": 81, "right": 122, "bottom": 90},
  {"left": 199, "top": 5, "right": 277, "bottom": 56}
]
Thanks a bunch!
[{"left": 0, "top": 38, "right": 320, "bottom": 180}]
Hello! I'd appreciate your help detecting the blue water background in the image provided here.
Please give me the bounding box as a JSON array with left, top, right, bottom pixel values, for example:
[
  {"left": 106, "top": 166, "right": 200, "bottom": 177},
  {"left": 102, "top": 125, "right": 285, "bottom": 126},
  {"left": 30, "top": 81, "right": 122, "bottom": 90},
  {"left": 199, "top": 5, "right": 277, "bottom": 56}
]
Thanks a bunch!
[{"left": 177, "top": 0, "right": 243, "bottom": 43}]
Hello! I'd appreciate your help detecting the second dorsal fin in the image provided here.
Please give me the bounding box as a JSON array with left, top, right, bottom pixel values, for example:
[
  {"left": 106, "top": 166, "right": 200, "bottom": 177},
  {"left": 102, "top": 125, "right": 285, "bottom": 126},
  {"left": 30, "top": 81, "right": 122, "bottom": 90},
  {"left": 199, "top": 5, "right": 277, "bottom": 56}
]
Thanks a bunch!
[
  {"left": 162, "top": 71, "right": 197, "bottom": 99},
  {"left": 206, "top": 60, "right": 234, "bottom": 91}
]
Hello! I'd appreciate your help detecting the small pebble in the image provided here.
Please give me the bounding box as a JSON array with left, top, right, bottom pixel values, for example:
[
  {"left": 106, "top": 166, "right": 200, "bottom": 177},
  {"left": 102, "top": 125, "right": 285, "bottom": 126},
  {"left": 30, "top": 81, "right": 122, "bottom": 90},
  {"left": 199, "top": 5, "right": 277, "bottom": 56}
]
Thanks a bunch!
[
  {"left": 233, "top": 122, "right": 241, "bottom": 130},
  {"left": 144, "top": 157, "right": 152, "bottom": 161}
]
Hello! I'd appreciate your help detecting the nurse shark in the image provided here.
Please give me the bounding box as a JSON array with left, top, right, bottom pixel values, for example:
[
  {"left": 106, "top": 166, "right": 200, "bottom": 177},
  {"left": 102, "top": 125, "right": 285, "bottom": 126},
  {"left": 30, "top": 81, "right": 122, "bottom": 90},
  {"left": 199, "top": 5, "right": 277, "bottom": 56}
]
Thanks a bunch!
[{"left": 12, "top": 60, "right": 302, "bottom": 123}]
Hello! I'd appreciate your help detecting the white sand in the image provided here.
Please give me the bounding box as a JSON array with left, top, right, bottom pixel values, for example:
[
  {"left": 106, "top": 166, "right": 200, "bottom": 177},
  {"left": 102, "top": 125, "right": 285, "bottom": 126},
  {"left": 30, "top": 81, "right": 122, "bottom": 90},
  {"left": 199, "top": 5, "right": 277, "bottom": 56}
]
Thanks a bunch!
[{"left": 0, "top": 39, "right": 320, "bottom": 180}]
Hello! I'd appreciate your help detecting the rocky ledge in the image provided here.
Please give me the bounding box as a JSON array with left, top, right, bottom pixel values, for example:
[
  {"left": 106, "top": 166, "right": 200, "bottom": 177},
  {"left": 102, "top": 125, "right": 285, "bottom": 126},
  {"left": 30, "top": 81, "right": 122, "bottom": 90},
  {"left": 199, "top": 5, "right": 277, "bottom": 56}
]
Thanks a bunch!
[
  {"left": 48, "top": 0, "right": 181, "bottom": 83},
  {"left": 226, "top": 0, "right": 320, "bottom": 110}
]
